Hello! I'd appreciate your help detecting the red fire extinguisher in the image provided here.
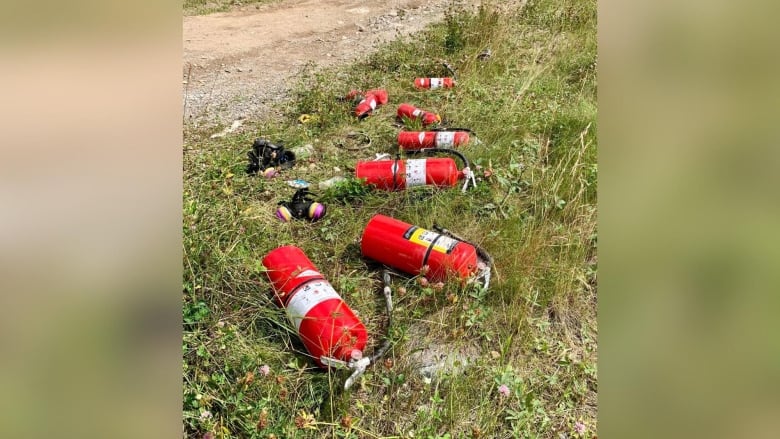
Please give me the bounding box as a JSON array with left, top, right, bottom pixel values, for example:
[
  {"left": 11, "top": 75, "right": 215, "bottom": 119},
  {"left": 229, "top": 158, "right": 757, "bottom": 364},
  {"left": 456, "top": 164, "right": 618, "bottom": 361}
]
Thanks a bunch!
[
  {"left": 261, "top": 246, "right": 395, "bottom": 389},
  {"left": 360, "top": 214, "right": 492, "bottom": 286},
  {"left": 347, "top": 89, "right": 388, "bottom": 119},
  {"left": 355, "top": 149, "right": 477, "bottom": 192},
  {"left": 398, "top": 130, "right": 470, "bottom": 151},
  {"left": 414, "top": 77, "right": 455, "bottom": 89},
  {"left": 397, "top": 103, "right": 441, "bottom": 126},
  {"left": 356, "top": 157, "right": 459, "bottom": 190},
  {"left": 262, "top": 245, "right": 367, "bottom": 368}
]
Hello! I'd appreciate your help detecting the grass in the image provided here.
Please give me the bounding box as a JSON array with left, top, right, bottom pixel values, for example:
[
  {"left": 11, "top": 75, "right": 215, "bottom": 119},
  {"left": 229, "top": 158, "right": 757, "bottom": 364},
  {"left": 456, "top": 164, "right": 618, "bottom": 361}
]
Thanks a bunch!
[
  {"left": 183, "top": 0, "right": 597, "bottom": 437},
  {"left": 184, "top": 0, "right": 276, "bottom": 16}
]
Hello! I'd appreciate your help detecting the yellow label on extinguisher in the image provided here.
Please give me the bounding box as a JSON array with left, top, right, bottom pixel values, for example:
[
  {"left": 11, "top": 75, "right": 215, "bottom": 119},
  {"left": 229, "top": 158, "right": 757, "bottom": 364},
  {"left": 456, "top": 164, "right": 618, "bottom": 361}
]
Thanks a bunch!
[{"left": 403, "top": 226, "right": 458, "bottom": 254}]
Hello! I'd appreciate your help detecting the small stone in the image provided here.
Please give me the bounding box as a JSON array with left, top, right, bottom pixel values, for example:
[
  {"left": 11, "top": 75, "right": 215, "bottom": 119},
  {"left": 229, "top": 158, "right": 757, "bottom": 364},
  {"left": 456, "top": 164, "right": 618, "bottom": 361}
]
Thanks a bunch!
[{"left": 357, "top": 24, "right": 365, "bottom": 32}]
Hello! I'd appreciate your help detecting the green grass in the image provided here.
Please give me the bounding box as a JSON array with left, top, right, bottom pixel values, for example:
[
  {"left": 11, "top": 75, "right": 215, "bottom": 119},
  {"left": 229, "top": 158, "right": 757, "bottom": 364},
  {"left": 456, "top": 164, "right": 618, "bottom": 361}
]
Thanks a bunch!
[
  {"left": 184, "top": 0, "right": 276, "bottom": 16},
  {"left": 183, "top": 0, "right": 597, "bottom": 437}
]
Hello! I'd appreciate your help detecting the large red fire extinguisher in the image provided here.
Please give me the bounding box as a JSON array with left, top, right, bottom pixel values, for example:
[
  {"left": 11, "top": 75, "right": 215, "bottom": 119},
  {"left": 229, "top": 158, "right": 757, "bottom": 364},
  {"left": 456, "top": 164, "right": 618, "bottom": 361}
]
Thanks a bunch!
[
  {"left": 262, "top": 245, "right": 367, "bottom": 368},
  {"left": 414, "top": 77, "right": 455, "bottom": 89},
  {"left": 355, "top": 149, "right": 477, "bottom": 192},
  {"left": 361, "top": 214, "right": 492, "bottom": 285},
  {"left": 347, "top": 89, "right": 388, "bottom": 119},
  {"left": 397, "top": 103, "right": 441, "bottom": 126},
  {"left": 356, "top": 157, "right": 460, "bottom": 190},
  {"left": 398, "top": 130, "right": 470, "bottom": 151}
]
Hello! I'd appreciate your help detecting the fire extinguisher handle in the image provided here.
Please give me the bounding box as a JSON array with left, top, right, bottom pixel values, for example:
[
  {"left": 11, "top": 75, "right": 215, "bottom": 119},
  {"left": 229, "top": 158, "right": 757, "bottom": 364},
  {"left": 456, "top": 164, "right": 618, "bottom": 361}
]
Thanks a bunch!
[{"left": 344, "top": 357, "right": 371, "bottom": 390}]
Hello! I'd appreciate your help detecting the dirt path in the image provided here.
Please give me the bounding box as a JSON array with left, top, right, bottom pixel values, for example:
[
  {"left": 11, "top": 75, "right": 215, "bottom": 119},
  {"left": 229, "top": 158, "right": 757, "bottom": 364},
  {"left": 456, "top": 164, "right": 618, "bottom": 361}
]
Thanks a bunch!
[{"left": 183, "top": 0, "right": 474, "bottom": 126}]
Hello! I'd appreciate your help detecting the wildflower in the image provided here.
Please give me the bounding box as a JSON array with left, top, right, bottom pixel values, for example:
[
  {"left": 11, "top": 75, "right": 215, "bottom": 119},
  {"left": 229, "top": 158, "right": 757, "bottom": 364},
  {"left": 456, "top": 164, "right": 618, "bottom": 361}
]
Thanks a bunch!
[
  {"left": 294, "top": 410, "right": 316, "bottom": 429},
  {"left": 432, "top": 282, "right": 445, "bottom": 291},
  {"left": 418, "top": 277, "right": 429, "bottom": 287},
  {"left": 498, "top": 384, "right": 510, "bottom": 397},
  {"left": 202, "top": 433, "right": 215, "bottom": 439},
  {"left": 257, "top": 408, "right": 269, "bottom": 430},
  {"left": 259, "top": 365, "right": 271, "bottom": 376},
  {"left": 575, "top": 421, "right": 586, "bottom": 435},
  {"left": 200, "top": 411, "right": 213, "bottom": 421}
]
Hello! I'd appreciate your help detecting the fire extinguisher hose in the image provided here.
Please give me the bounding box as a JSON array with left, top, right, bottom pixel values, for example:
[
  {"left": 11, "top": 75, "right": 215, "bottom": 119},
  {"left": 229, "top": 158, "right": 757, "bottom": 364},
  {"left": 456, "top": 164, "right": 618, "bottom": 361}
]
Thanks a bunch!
[
  {"left": 320, "top": 270, "right": 395, "bottom": 390},
  {"left": 432, "top": 224, "right": 493, "bottom": 290},
  {"left": 414, "top": 147, "right": 478, "bottom": 193}
]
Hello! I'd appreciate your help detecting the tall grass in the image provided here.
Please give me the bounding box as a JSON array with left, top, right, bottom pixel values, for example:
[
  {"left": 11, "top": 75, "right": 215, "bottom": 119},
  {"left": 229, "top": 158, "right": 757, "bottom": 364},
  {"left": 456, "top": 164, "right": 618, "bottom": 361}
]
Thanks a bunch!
[{"left": 183, "top": 0, "right": 597, "bottom": 437}]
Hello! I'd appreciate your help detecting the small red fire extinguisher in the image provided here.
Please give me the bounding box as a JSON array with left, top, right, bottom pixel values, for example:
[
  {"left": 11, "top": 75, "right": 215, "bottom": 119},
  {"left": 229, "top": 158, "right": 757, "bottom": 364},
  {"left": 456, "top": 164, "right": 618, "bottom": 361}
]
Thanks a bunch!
[
  {"left": 262, "top": 246, "right": 367, "bottom": 367},
  {"left": 398, "top": 130, "right": 470, "bottom": 151},
  {"left": 347, "top": 89, "right": 388, "bottom": 119},
  {"left": 414, "top": 77, "right": 455, "bottom": 89},
  {"left": 397, "top": 103, "right": 441, "bottom": 126},
  {"left": 355, "top": 149, "right": 477, "bottom": 192},
  {"left": 360, "top": 214, "right": 492, "bottom": 286}
]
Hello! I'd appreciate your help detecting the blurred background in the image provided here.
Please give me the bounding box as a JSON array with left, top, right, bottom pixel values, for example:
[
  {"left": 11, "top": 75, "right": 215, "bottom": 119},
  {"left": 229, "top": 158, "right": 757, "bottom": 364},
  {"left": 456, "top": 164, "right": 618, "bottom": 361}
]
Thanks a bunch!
[
  {"left": 0, "top": 1, "right": 182, "bottom": 438},
  {"left": 599, "top": 0, "right": 780, "bottom": 437},
  {"left": 0, "top": 0, "right": 778, "bottom": 438}
]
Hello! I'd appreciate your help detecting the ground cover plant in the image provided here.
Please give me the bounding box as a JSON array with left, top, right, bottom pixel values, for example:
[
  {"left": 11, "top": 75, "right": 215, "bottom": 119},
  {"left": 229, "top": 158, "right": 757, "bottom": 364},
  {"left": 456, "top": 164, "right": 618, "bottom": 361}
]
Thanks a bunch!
[
  {"left": 184, "top": 0, "right": 276, "bottom": 16},
  {"left": 183, "top": 0, "right": 597, "bottom": 437}
]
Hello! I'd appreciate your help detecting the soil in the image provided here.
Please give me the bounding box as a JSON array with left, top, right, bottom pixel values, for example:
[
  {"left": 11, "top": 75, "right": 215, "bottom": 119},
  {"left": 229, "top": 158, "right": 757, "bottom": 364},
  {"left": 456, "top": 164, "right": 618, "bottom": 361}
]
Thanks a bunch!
[{"left": 183, "top": 0, "right": 476, "bottom": 126}]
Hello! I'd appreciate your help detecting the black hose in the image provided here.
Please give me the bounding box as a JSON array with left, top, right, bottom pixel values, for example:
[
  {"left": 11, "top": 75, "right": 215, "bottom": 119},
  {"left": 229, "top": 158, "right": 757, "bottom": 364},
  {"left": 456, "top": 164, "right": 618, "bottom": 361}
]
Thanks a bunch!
[
  {"left": 413, "top": 147, "right": 470, "bottom": 174},
  {"left": 369, "top": 270, "right": 394, "bottom": 363},
  {"left": 432, "top": 225, "right": 494, "bottom": 269}
]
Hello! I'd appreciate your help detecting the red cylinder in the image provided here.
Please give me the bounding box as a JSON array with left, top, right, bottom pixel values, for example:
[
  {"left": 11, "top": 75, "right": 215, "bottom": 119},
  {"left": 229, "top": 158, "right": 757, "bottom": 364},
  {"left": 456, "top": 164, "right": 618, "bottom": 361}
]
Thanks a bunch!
[
  {"left": 397, "top": 131, "right": 470, "bottom": 151},
  {"left": 397, "top": 103, "right": 441, "bottom": 126},
  {"left": 414, "top": 77, "right": 455, "bottom": 89},
  {"left": 360, "top": 214, "right": 478, "bottom": 281},
  {"left": 261, "top": 245, "right": 367, "bottom": 368},
  {"left": 355, "top": 158, "right": 460, "bottom": 190},
  {"left": 354, "top": 89, "right": 388, "bottom": 119}
]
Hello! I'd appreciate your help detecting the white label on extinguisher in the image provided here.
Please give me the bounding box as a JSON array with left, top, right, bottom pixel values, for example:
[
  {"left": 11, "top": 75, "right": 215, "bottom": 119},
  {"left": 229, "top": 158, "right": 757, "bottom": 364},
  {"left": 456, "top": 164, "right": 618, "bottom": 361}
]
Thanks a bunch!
[
  {"left": 417, "top": 132, "right": 426, "bottom": 145},
  {"left": 359, "top": 98, "right": 377, "bottom": 110},
  {"left": 405, "top": 159, "right": 427, "bottom": 187},
  {"left": 430, "top": 78, "right": 443, "bottom": 89},
  {"left": 412, "top": 108, "right": 423, "bottom": 117},
  {"left": 295, "top": 269, "right": 321, "bottom": 278},
  {"left": 286, "top": 281, "right": 342, "bottom": 331},
  {"left": 435, "top": 131, "right": 455, "bottom": 147}
]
